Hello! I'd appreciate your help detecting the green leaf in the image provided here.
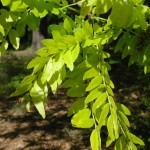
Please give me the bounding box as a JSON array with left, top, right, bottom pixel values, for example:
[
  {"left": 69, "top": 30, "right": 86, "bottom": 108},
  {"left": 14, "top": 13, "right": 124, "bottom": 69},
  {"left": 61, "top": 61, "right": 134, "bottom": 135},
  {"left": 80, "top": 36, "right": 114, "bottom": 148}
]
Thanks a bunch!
[
  {"left": 0, "top": 24, "right": 5, "bottom": 36},
  {"left": 116, "top": 103, "right": 131, "bottom": 115},
  {"left": 10, "top": 0, "right": 21, "bottom": 11},
  {"left": 111, "top": 108, "right": 119, "bottom": 139},
  {"left": 118, "top": 111, "right": 130, "bottom": 127},
  {"left": 98, "top": 103, "right": 110, "bottom": 129},
  {"left": 75, "top": 28, "right": 85, "bottom": 42},
  {"left": 30, "top": 80, "right": 47, "bottom": 118},
  {"left": 0, "top": 41, "right": 8, "bottom": 56},
  {"left": 106, "top": 85, "right": 114, "bottom": 96},
  {"left": 86, "top": 75, "right": 102, "bottom": 91},
  {"left": 107, "top": 115, "right": 115, "bottom": 141},
  {"left": 68, "top": 97, "right": 86, "bottom": 117},
  {"left": 109, "top": 97, "right": 116, "bottom": 110},
  {"left": 83, "top": 68, "right": 99, "bottom": 80},
  {"left": 27, "top": 13, "right": 40, "bottom": 30},
  {"left": 87, "top": 0, "right": 97, "bottom": 6},
  {"left": 132, "top": 0, "right": 143, "bottom": 3},
  {"left": 11, "top": 75, "right": 36, "bottom": 97},
  {"left": 129, "top": 142, "right": 137, "bottom": 150},
  {"left": 63, "top": 49, "right": 74, "bottom": 71},
  {"left": 71, "top": 108, "right": 94, "bottom": 128},
  {"left": 95, "top": 0, "right": 113, "bottom": 15},
  {"left": 32, "top": 0, "right": 48, "bottom": 18},
  {"left": 71, "top": 43, "right": 80, "bottom": 62},
  {"left": 83, "top": 21, "right": 93, "bottom": 38},
  {"left": 127, "top": 133, "right": 145, "bottom": 145},
  {"left": 90, "top": 129, "right": 101, "bottom": 150},
  {"left": 41, "top": 58, "right": 53, "bottom": 84},
  {"left": 92, "top": 92, "right": 107, "bottom": 113},
  {"left": 9, "top": 29, "right": 20, "bottom": 49},
  {"left": 1, "top": 0, "right": 11, "bottom": 6},
  {"left": 27, "top": 57, "right": 49, "bottom": 73},
  {"left": 115, "top": 136, "right": 127, "bottom": 150},
  {"left": 106, "top": 135, "right": 114, "bottom": 148},
  {"left": 85, "top": 88, "right": 102, "bottom": 104},
  {"left": 80, "top": 2, "right": 91, "bottom": 17},
  {"left": 64, "top": 17, "right": 72, "bottom": 33},
  {"left": 136, "top": 5, "right": 148, "bottom": 30},
  {"left": 62, "top": 0, "right": 68, "bottom": 6},
  {"left": 67, "top": 85, "right": 86, "bottom": 97},
  {"left": 50, "top": 25, "right": 66, "bottom": 37},
  {"left": 115, "top": 32, "right": 130, "bottom": 53},
  {"left": 24, "top": 94, "right": 31, "bottom": 112}
]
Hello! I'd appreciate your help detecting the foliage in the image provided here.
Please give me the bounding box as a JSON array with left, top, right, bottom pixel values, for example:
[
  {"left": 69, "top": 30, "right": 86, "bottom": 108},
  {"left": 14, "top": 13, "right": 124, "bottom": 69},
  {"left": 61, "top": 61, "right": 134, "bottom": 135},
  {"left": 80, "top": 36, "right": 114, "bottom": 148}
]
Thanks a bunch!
[{"left": 0, "top": 0, "right": 150, "bottom": 149}]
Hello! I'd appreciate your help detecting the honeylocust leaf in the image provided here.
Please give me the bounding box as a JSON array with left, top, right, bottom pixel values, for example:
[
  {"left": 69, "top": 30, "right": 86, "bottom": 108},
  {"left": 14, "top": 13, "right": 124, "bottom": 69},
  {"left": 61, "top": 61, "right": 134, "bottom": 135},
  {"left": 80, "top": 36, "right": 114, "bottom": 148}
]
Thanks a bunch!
[
  {"left": 67, "top": 85, "right": 86, "bottom": 97},
  {"left": 85, "top": 88, "right": 102, "bottom": 103},
  {"left": 9, "top": 29, "right": 20, "bottom": 49},
  {"left": 72, "top": 43, "right": 80, "bottom": 62},
  {"left": 0, "top": 24, "right": 5, "bottom": 36},
  {"left": 30, "top": 81, "right": 46, "bottom": 118},
  {"left": 111, "top": 108, "right": 119, "bottom": 139},
  {"left": 92, "top": 92, "right": 107, "bottom": 113},
  {"left": 87, "top": 0, "right": 97, "bottom": 6},
  {"left": 107, "top": 115, "right": 115, "bottom": 140},
  {"left": 0, "top": 41, "right": 8, "bottom": 56},
  {"left": 136, "top": 5, "right": 148, "bottom": 30},
  {"left": 68, "top": 97, "right": 86, "bottom": 117},
  {"left": 41, "top": 58, "right": 53, "bottom": 84},
  {"left": 90, "top": 129, "right": 101, "bottom": 150},
  {"left": 63, "top": 49, "right": 74, "bottom": 71},
  {"left": 1, "top": 0, "right": 11, "bottom": 6},
  {"left": 75, "top": 28, "right": 85, "bottom": 42},
  {"left": 106, "top": 135, "right": 114, "bottom": 147},
  {"left": 115, "top": 136, "right": 127, "bottom": 150},
  {"left": 95, "top": 0, "right": 113, "bottom": 15},
  {"left": 27, "top": 57, "right": 48, "bottom": 73},
  {"left": 11, "top": 75, "right": 36, "bottom": 96},
  {"left": 83, "top": 21, "right": 93, "bottom": 38},
  {"left": 98, "top": 103, "right": 110, "bottom": 129},
  {"left": 86, "top": 76, "right": 102, "bottom": 91},
  {"left": 132, "top": 0, "right": 143, "bottom": 3},
  {"left": 71, "top": 108, "right": 94, "bottom": 128},
  {"left": 128, "top": 133, "right": 145, "bottom": 145},
  {"left": 129, "top": 142, "right": 138, "bottom": 150},
  {"left": 83, "top": 68, "right": 99, "bottom": 80},
  {"left": 106, "top": 85, "right": 114, "bottom": 96},
  {"left": 118, "top": 111, "right": 130, "bottom": 127},
  {"left": 116, "top": 103, "right": 131, "bottom": 115},
  {"left": 64, "top": 17, "right": 72, "bottom": 33},
  {"left": 27, "top": 13, "right": 40, "bottom": 30}
]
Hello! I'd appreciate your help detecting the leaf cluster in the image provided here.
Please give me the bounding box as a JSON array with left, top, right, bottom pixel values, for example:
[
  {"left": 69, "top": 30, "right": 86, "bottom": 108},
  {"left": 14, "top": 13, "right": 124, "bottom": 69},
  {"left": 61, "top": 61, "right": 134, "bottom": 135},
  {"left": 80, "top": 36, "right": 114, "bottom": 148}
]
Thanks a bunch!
[{"left": 0, "top": 0, "right": 149, "bottom": 150}]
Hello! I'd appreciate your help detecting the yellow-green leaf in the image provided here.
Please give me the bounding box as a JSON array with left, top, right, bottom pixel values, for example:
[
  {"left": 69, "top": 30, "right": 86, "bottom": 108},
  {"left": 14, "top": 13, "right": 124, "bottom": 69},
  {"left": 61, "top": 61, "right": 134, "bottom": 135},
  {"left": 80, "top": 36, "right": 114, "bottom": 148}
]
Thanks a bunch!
[
  {"left": 1, "top": 0, "right": 11, "bottom": 6},
  {"left": 71, "top": 108, "right": 94, "bottom": 128},
  {"left": 90, "top": 129, "right": 101, "bottom": 150},
  {"left": 9, "top": 29, "right": 20, "bottom": 49},
  {"left": 86, "top": 75, "right": 102, "bottom": 91}
]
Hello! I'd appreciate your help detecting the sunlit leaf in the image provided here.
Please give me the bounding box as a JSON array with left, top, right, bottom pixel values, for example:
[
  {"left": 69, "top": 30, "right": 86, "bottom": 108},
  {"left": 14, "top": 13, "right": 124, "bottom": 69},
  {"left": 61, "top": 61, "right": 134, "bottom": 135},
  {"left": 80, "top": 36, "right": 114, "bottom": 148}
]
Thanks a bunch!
[
  {"left": 90, "top": 129, "right": 101, "bottom": 150},
  {"left": 85, "top": 88, "right": 102, "bottom": 103},
  {"left": 92, "top": 92, "right": 107, "bottom": 113},
  {"left": 71, "top": 108, "right": 94, "bottom": 128},
  {"left": 86, "top": 75, "right": 102, "bottom": 91},
  {"left": 127, "top": 133, "right": 145, "bottom": 145},
  {"left": 98, "top": 103, "right": 110, "bottom": 129},
  {"left": 9, "top": 29, "right": 20, "bottom": 49},
  {"left": 1, "top": 0, "right": 11, "bottom": 6}
]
